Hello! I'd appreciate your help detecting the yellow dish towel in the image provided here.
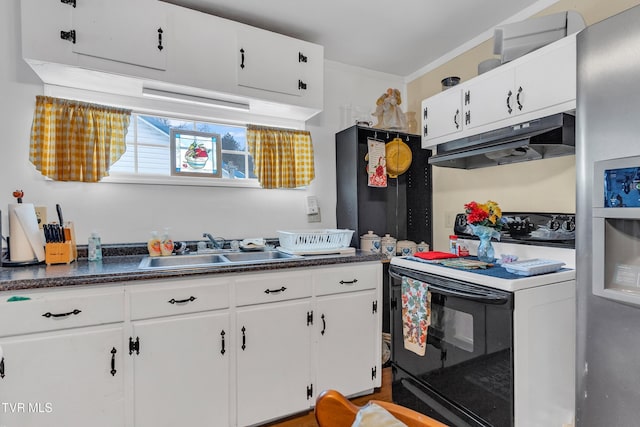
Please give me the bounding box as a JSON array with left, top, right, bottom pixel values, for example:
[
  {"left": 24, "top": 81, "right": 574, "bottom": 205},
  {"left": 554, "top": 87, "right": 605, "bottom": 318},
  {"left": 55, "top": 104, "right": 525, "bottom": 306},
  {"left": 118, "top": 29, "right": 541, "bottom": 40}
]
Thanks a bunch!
[{"left": 401, "top": 276, "right": 431, "bottom": 356}]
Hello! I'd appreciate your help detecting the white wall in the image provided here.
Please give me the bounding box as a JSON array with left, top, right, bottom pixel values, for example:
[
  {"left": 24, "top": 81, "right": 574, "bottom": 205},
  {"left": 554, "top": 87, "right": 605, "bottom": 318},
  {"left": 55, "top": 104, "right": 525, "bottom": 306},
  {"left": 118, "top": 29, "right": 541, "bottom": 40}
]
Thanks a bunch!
[{"left": 0, "top": 0, "right": 404, "bottom": 245}]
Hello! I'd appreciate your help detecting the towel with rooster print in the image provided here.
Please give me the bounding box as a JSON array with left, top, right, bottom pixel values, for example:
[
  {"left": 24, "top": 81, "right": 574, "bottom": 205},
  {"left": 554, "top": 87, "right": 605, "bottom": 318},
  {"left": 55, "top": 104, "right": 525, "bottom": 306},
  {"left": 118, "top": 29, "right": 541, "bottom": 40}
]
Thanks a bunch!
[{"left": 401, "top": 276, "right": 431, "bottom": 356}]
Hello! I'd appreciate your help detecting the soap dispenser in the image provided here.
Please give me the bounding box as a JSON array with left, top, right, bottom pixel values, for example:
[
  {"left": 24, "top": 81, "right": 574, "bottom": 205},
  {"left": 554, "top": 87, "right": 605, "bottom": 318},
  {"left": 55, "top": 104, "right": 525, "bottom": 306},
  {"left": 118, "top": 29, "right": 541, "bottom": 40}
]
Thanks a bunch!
[
  {"left": 160, "top": 228, "right": 174, "bottom": 256},
  {"left": 147, "top": 231, "right": 162, "bottom": 257},
  {"left": 88, "top": 232, "right": 102, "bottom": 261}
]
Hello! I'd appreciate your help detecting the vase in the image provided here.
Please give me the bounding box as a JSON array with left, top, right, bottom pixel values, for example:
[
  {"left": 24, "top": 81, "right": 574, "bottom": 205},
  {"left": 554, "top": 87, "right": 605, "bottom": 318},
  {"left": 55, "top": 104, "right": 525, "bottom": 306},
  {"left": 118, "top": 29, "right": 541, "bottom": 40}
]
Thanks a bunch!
[{"left": 469, "top": 224, "right": 500, "bottom": 263}]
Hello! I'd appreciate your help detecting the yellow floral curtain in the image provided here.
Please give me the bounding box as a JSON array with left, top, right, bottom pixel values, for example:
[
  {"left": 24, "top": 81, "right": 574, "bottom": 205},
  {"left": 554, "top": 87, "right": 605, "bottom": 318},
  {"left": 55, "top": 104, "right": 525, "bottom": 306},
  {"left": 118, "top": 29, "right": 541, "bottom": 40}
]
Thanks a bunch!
[
  {"left": 246, "top": 125, "right": 315, "bottom": 189},
  {"left": 29, "top": 96, "right": 131, "bottom": 182}
]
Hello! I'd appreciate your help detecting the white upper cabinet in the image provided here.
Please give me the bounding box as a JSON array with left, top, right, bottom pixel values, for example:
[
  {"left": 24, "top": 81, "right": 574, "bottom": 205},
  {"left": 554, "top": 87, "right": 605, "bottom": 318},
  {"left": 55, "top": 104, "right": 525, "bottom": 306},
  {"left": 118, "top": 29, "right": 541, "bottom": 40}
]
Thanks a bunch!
[
  {"left": 422, "top": 34, "right": 576, "bottom": 149},
  {"left": 20, "top": 0, "right": 324, "bottom": 120},
  {"left": 71, "top": 0, "right": 167, "bottom": 70},
  {"left": 421, "top": 88, "right": 464, "bottom": 142},
  {"left": 237, "top": 27, "right": 303, "bottom": 96}
]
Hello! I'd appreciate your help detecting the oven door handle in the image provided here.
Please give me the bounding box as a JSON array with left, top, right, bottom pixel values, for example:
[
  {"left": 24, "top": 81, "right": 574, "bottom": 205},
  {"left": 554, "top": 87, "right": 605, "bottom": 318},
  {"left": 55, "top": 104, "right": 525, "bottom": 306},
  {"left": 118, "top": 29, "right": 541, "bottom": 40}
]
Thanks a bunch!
[{"left": 389, "top": 270, "right": 510, "bottom": 305}]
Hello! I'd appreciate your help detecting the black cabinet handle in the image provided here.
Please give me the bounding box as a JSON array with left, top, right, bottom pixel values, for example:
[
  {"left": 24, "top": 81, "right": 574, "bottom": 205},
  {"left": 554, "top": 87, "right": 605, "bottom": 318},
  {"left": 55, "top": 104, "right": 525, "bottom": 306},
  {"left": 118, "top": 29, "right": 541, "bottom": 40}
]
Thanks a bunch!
[
  {"left": 0, "top": 356, "right": 4, "bottom": 379},
  {"left": 60, "top": 30, "right": 76, "bottom": 44},
  {"left": 321, "top": 314, "right": 326, "bottom": 335},
  {"left": 241, "top": 326, "right": 246, "bottom": 351},
  {"left": 157, "top": 28, "right": 164, "bottom": 51},
  {"left": 60, "top": 0, "right": 76, "bottom": 6},
  {"left": 220, "top": 330, "right": 226, "bottom": 355},
  {"left": 129, "top": 337, "right": 140, "bottom": 355},
  {"left": 110, "top": 347, "right": 117, "bottom": 376},
  {"left": 264, "top": 286, "right": 286, "bottom": 294},
  {"left": 168, "top": 296, "right": 196, "bottom": 304},
  {"left": 423, "top": 107, "right": 428, "bottom": 120},
  {"left": 339, "top": 279, "right": 358, "bottom": 285},
  {"left": 506, "top": 90, "right": 513, "bottom": 114},
  {"left": 423, "top": 124, "right": 428, "bottom": 137},
  {"left": 298, "top": 80, "right": 308, "bottom": 90},
  {"left": 42, "top": 309, "right": 81, "bottom": 318},
  {"left": 465, "top": 111, "right": 471, "bottom": 125},
  {"left": 464, "top": 90, "right": 471, "bottom": 105},
  {"left": 299, "top": 52, "right": 308, "bottom": 63},
  {"left": 240, "top": 48, "right": 245, "bottom": 69},
  {"left": 516, "top": 86, "right": 523, "bottom": 111},
  {"left": 454, "top": 109, "right": 460, "bottom": 129}
]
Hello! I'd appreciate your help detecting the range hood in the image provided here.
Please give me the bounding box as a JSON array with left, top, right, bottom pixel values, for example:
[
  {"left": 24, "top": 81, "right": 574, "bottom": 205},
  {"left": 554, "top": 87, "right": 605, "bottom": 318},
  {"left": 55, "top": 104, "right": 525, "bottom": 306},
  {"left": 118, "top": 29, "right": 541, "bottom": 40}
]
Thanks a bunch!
[{"left": 428, "top": 113, "right": 575, "bottom": 169}]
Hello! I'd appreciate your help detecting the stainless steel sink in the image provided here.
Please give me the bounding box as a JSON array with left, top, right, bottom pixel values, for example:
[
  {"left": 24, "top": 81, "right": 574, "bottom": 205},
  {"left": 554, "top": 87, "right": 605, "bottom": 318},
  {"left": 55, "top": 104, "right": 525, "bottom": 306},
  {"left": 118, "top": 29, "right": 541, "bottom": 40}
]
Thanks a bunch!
[
  {"left": 222, "top": 251, "right": 300, "bottom": 263},
  {"left": 138, "top": 250, "right": 303, "bottom": 270},
  {"left": 138, "top": 253, "right": 229, "bottom": 270}
]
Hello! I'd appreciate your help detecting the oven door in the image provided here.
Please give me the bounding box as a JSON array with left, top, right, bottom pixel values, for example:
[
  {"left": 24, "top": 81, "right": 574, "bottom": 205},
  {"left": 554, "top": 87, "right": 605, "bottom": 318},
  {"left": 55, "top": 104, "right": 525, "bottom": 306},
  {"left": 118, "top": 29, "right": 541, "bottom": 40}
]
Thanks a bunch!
[{"left": 389, "top": 265, "right": 514, "bottom": 427}]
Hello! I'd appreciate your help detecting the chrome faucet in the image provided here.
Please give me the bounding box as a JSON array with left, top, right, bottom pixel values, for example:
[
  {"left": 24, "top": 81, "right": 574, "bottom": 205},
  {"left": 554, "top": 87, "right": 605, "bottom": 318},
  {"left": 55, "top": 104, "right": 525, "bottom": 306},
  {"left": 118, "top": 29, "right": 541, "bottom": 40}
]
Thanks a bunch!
[{"left": 203, "top": 233, "right": 224, "bottom": 249}]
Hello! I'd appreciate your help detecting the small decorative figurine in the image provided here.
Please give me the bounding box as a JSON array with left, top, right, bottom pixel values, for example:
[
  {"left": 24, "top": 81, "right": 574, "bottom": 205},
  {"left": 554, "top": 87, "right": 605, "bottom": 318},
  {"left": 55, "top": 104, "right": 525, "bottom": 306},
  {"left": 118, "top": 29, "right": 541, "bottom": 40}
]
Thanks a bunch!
[{"left": 372, "top": 88, "right": 407, "bottom": 130}]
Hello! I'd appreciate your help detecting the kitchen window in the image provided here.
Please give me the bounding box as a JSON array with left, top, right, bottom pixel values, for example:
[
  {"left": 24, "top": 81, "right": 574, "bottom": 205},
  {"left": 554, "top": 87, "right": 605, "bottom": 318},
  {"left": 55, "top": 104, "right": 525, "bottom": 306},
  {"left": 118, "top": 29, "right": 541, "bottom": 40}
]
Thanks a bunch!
[{"left": 108, "top": 113, "right": 257, "bottom": 184}]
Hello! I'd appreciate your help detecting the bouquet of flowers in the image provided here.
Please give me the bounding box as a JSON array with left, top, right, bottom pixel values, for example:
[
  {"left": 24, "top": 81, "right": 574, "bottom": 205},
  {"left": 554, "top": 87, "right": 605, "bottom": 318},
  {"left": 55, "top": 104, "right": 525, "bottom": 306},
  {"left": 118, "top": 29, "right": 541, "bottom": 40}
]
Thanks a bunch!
[
  {"left": 463, "top": 200, "right": 505, "bottom": 262},
  {"left": 464, "top": 200, "right": 505, "bottom": 230}
]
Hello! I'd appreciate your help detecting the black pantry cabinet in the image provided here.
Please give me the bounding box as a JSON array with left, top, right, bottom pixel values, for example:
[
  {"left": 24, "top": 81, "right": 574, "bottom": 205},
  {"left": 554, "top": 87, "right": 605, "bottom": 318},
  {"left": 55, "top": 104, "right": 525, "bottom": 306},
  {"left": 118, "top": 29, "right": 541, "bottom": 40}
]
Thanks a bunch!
[{"left": 335, "top": 125, "right": 433, "bottom": 249}]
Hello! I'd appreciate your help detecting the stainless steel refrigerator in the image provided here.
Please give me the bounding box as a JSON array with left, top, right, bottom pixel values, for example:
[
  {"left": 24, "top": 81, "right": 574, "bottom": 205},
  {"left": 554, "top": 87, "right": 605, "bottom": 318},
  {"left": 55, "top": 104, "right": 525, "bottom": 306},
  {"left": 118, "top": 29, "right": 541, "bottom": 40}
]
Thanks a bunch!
[{"left": 576, "top": 5, "right": 640, "bottom": 426}]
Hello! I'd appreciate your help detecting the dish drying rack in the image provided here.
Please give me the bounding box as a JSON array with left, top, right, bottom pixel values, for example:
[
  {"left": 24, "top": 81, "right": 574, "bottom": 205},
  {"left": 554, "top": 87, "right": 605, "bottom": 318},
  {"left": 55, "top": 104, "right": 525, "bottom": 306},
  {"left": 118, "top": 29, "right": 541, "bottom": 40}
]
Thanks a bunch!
[{"left": 277, "top": 229, "right": 355, "bottom": 255}]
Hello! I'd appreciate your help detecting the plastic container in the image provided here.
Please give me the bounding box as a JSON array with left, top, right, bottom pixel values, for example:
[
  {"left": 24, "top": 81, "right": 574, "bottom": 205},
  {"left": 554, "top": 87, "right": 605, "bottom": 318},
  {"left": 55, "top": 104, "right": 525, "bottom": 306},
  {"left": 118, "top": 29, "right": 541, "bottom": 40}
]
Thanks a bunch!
[
  {"left": 449, "top": 235, "right": 458, "bottom": 254},
  {"left": 160, "top": 228, "right": 174, "bottom": 256},
  {"left": 88, "top": 232, "right": 102, "bottom": 262},
  {"left": 503, "top": 259, "right": 565, "bottom": 276},
  {"left": 147, "top": 231, "right": 162, "bottom": 257},
  {"left": 277, "top": 229, "right": 354, "bottom": 251}
]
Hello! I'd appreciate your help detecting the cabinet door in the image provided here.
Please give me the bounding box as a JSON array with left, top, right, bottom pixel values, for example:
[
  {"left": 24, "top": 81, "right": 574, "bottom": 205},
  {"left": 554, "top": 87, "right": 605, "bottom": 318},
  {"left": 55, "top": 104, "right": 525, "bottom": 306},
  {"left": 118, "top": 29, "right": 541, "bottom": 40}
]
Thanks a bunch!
[
  {"left": 513, "top": 37, "right": 576, "bottom": 117},
  {"left": 0, "top": 326, "right": 125, "bottom": 427},
  {"left": 237, "top": 27, "right": 306, "bottom": 96},
  {"left": 316, "top": 290, "right": 379, "bottom": 397},
  {"left": 236, "top": 299, "right": 312, "bottom": 426},
  {"left": 131, "top": 311, "right": 230, "bottom": 427},
  {"left": 72, "top": 0, "right": 167, "bottom": 70},
  {"left": 421, "top": 88, "right": 464, "bottom": 145},
  {"left": 465, "top": 66, "right": 516, "bottom": 130}
]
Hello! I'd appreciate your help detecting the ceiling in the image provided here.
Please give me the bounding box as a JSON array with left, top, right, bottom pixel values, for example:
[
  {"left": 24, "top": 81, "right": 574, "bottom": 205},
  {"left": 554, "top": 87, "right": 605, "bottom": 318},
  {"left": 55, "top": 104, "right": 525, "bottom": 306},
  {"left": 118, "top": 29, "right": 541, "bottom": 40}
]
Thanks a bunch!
[{"left": 162, "top": 0, "right": 559, "bottom": 77}]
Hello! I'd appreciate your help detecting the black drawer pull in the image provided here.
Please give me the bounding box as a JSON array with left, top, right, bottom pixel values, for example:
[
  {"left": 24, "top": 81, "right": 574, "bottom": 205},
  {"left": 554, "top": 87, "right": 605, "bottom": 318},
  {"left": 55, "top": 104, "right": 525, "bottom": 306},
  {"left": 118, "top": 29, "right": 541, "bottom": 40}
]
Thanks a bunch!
[
  {"left": 220, "top": 330, "right": 226, "bottom": 355},
  {"left": 264, "top": 286, "right": 287, "bottom": 294},
  {"left": 168, "top": 296, "right": 197, "bottom": 304},
  {"left": 110, "top": 347, "right": 117, "bottom": 376},
  {"left": 339, "top": 279, "right": 358, "bottom": 285},
  {"left": 42, "top": 309, "right": 81, "bottom": 318},
  {"left": 0, "top": 356, "right": 5, "bottom": 379}
]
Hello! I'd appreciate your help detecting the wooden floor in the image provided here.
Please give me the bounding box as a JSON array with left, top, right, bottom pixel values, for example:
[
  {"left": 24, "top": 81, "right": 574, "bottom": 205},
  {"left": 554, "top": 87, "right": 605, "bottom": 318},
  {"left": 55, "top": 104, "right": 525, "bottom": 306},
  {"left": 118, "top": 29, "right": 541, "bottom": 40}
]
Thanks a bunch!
[{"left": 263, "top": 367, "right": 393, "bottom": 427}]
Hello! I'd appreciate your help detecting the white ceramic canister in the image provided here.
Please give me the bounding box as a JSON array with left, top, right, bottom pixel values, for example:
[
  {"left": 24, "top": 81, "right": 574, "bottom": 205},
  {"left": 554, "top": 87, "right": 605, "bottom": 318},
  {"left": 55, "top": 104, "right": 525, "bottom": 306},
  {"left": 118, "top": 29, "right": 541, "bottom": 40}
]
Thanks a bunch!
[
  {"left": 360, "top": 231, "right": 381, "bottom": 253},
  {"left": 396, "top": 240, "right": 417, "bottom": 256},
  {"left": 381, "top": 234, "right": 397, "bottom": 259},
  {"left": 416, "top": 241, "right": 430, "bottom": 253}
]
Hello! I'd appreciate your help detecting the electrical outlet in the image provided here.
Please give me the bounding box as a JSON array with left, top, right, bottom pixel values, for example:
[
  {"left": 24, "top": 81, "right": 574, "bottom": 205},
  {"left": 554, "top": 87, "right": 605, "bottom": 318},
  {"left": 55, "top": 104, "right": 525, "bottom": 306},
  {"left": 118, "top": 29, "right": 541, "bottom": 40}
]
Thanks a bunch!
[
  {"left": 444, "top": 211, "right": 456, "bottom": 228},
  {"left": 307, "top": 208, "right": 321, "bottom": 223},
  {"left": 306, "top": 196, "right": 319, "bottom": 215}
]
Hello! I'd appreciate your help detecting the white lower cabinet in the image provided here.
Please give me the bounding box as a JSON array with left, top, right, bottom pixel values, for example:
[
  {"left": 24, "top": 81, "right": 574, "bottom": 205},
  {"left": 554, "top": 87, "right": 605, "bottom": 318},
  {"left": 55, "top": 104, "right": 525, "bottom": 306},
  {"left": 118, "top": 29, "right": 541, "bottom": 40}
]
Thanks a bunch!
[
  {"left": 236, "top": 300, "right": 313, "bottom": 426},
  {"left": 131, "top": 312, "right": 230, "bottom": 427},
  {"left": 0, "top": 326, "right": 125, "bottom": 427},
  {"left": 0, "top": 287, "right": 126, "bottom": 427},
  {"left": 315, "top": 290, "right": 379, "bottom": 397},
  {"left": 127, "top": 278, "right": 231, "bottom": 427},
  {"left": 313, "top": 263, "right": 382, "bottom": 397},
  {"left": 0, "top": 261, "right": 381, "bottom": 426}
]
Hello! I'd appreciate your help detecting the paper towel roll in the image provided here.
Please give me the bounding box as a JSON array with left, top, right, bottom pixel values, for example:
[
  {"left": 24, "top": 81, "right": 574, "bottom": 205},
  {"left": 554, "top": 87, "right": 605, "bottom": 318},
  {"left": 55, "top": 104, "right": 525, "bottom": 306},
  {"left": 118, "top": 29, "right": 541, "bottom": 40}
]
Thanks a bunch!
[{"left": 9, "top": 203, "right": 45, "bottom": 262}]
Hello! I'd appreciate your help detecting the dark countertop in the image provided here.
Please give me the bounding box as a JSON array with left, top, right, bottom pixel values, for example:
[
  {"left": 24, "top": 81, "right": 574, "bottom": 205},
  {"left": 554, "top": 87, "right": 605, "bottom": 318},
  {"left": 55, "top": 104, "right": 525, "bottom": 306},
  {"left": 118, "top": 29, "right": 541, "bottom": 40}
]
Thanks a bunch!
[{"left": 0, "top": 251, "right": 384, "bottom": 292}]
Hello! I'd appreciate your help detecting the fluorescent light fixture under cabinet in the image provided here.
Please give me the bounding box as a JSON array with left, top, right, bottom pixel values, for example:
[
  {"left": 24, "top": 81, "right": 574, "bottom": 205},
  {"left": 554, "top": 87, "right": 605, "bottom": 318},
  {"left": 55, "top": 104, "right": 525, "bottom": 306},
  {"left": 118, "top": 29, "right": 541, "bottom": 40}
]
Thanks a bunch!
[{"left": 142, "top": 87, "right": 250, "bottom": 111}]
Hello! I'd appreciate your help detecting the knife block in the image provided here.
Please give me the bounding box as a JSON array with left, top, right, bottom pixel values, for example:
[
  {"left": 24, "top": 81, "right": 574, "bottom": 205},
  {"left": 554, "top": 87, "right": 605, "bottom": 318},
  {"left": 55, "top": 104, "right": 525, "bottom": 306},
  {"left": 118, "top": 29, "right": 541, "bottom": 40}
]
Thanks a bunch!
[{"left": 45, "top": 222, "right": 77, "bottom": 265}]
